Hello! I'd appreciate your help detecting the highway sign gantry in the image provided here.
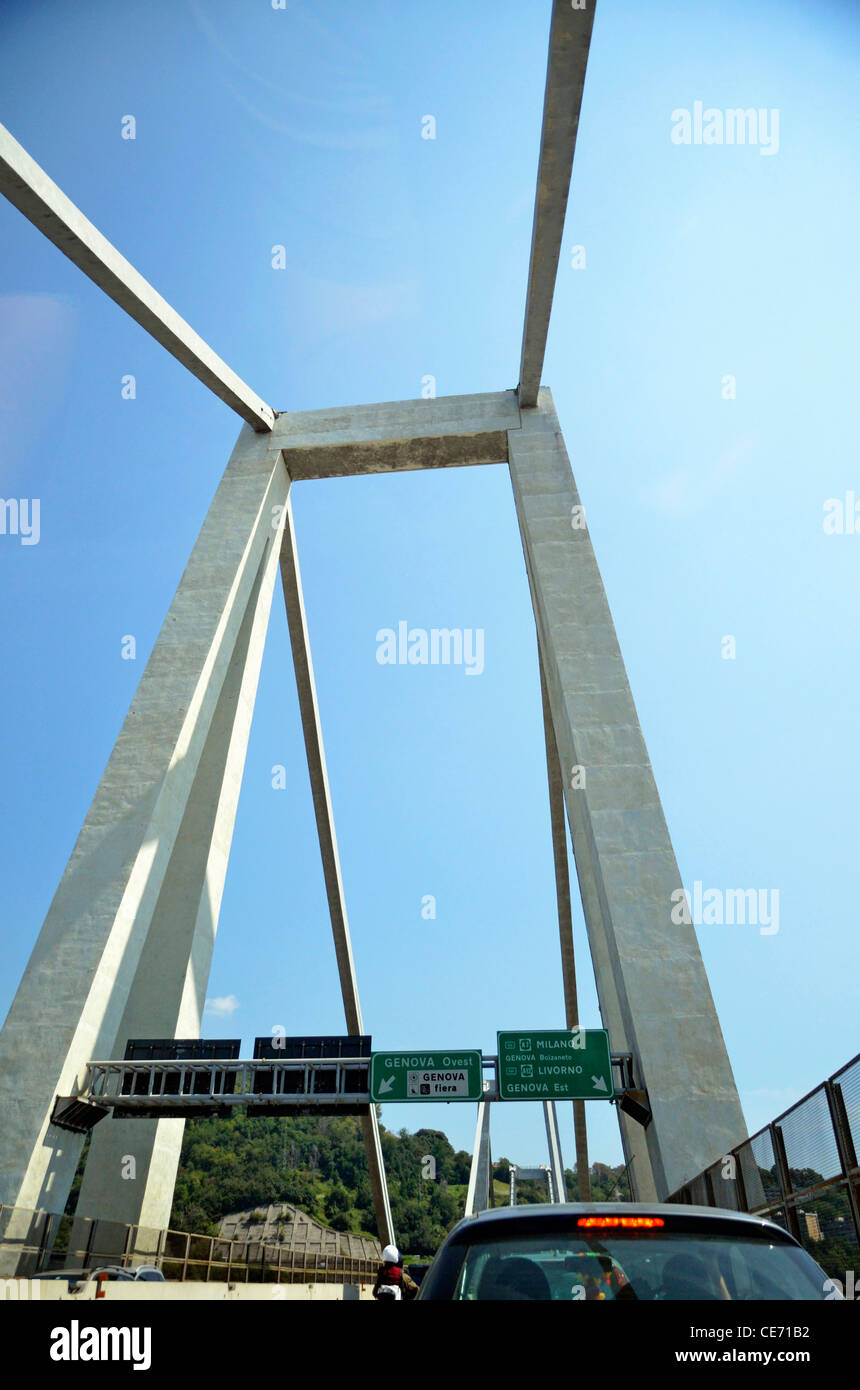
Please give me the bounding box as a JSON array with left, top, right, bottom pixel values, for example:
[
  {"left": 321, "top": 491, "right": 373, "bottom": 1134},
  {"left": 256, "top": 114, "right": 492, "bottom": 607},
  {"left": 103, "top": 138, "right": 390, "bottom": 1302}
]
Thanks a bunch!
[
  {"left": 497, "top": 1029, "right": 614, "bottom": 1101},
  {"left": 370, "top": 1050, "right": 483, "bottom": 1102}
]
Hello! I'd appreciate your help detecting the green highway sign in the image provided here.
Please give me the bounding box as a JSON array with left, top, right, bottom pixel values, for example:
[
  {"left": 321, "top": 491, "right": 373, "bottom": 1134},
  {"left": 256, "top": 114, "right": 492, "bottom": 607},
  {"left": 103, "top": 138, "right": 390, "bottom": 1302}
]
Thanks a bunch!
[
  {"left": 497, "top": 1029, "right": 614, "bottom": 1101},
  {"left": 370, "top": 1049, "right": 483, "bottom": 1102}
]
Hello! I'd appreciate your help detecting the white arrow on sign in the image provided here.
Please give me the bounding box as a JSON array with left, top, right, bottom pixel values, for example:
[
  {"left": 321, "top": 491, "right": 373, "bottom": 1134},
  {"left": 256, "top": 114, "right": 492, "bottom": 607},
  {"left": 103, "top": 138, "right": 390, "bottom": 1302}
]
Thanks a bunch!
[
  {"left": 591, "top": 1075, "right": 608, "bottom": 1092},
  {"left": 378, "top": 1075, "right": 395, "bottom": 1095}
]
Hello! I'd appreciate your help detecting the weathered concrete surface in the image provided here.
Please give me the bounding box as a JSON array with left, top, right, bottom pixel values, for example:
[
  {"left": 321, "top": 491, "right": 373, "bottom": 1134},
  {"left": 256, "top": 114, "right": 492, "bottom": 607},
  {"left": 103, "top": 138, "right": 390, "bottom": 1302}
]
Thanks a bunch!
[
  {"left": 0, "top": 425, "right": 287, "bottom": 1253},
  {"left": 518, "top": 0, "right": 595, "bottom": 407},
  {"left": 71, "top": 483, "right": 287, "bottom": 1244},
  {"left": 0, "top": 121, "right": 274, "bottom": 431},
  {"left": 279, "top": 502, "right": 394, "bottom": 1246},
  {"left": 274, "top": 391, "right": 517, "bottom": 477},
  {"left": 271, "top": 391, "right": 520, "bottom": 446},
  {"left": 540, "top": 644, "right": 657, "bottom": 1199},
  {"left": 284, "top": 430, "right": 508, "bottom": 480},
  {"left": 508, "top": 391, "right": 747, "bottom": 1197}
]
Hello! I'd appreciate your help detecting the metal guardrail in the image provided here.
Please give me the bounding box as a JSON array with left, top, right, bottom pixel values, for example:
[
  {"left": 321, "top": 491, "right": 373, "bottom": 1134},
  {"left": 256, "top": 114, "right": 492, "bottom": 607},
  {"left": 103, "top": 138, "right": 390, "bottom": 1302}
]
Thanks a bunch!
[
  {"left": 668, "top": 1052, "right": 860, "bottom": 1280},
  {"left": 0, "top": 1202, "right": 380, "bottom": 1283}
]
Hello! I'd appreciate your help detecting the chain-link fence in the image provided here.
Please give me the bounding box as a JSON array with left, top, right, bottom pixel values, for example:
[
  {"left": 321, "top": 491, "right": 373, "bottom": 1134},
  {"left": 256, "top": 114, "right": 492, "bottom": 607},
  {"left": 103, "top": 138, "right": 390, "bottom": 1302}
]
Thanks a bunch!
[{"left": 669, "top": 1053, "right": 860, "bottom": 1280}]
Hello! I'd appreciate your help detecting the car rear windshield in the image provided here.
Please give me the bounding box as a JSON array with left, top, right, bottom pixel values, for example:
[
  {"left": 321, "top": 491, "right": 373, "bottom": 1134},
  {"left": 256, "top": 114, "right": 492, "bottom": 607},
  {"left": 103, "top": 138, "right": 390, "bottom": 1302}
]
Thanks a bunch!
[{"left": 440, "top": 1228, "right": 828, "bottom": 1301}]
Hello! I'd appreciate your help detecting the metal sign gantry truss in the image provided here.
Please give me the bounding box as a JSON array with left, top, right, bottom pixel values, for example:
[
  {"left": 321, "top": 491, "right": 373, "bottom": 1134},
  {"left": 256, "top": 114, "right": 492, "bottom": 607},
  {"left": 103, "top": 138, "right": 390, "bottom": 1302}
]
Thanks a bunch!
[
  {"left": 0, "top": 0, "right": 747, "bottom": 1269},
  {"left": 51, "top": 1049, "right": 638, "bottom": 1131}
]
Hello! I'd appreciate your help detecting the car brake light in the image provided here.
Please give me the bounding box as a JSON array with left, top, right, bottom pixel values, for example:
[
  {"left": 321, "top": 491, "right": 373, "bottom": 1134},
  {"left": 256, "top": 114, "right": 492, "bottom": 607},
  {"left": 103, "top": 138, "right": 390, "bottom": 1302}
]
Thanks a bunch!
[{"left": 577, "top": 1216, "right": 665, "bottom": 1229}]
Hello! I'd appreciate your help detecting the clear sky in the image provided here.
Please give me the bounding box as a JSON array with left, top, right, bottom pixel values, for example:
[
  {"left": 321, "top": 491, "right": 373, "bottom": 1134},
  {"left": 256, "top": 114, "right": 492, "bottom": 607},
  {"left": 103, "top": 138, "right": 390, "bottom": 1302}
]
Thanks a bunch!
[{"left": 1, "top": 0, "right": 858, "bottom": 1177}]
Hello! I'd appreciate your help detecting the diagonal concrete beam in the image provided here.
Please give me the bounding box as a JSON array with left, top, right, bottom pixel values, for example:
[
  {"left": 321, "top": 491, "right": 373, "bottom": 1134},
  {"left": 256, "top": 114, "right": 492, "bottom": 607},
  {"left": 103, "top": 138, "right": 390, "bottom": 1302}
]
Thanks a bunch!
[
  {"left": 543, "top": 1100, "right": 568, "bottom": 1202},
  {"left": 278, "top": 501, "right": 365, "bottom": 1024},
  {"left": 278, "top": 499, "right": 394, "bottom": 1247},
  {"left": 0, "top": 121, "right": 274, "bottom": 432},
  {"left": 517, "top": 0, "right": 596, "bottom": 408},
  {"left": 465, "top": 1102, "right": 493, "bottom": 1216},
  {"left": 539, "top": 652, "right": 590, "bottom": 1200}
]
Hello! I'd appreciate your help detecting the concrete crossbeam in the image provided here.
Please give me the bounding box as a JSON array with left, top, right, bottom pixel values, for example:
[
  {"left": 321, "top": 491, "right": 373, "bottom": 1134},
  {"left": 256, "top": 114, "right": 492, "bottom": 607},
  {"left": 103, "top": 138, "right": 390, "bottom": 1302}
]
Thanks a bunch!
[
  {"left": 518, "top": 0, "right": 595, "bottom": 408},
  {"left": 508, "top": 391, "right": 747, "bottom": 1197},
  {"left": 284, "top": 431, "right": 508, "bottom": 481},
  {"left": 0, "top": 121, "right": 274, "bottom": 432},
  {"left": 271, "top": 391, "right": 520, "bottom": 446},
  {"left": 274, "top": 391, "right": 518, "bottom": 477}
]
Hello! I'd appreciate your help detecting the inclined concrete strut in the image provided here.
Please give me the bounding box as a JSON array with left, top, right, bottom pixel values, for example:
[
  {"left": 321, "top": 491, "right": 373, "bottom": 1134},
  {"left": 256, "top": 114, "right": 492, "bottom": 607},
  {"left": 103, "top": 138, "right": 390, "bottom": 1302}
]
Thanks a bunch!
[
  {"left": 465, "top": 1102, "right": 493, "bottom": 1216},
  {"left": 0, "top": 426, "right": 287, "bottom": 1259},
  {"left": 540, "top": 655, "right": 590, "bottom": 1199},
  {"left": 543, "top": 1102, "right": 568, "bottom": 1203},
  {"left": 0, "top": 121, "right": 274, "bottom": 432},
  {"left": 518, "top": 0, "right": 596, "bottom": 408},
  {"left": 279, "top": 499, "right": 394, "bottom": 1248}
]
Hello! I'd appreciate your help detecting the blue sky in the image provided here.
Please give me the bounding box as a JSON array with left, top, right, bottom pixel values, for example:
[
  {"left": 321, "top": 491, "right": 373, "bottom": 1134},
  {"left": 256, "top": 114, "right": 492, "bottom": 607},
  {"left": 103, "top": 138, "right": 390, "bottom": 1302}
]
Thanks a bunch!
[{"left": 1, "top": 0, "right": 858, "bottom": 1176}]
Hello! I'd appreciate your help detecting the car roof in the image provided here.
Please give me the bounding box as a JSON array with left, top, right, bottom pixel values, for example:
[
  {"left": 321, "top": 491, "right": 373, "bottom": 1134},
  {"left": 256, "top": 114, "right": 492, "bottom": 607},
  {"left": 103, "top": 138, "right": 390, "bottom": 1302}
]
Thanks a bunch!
[{"left": 447, "top": 1202, "right": 790, "bottom": 1237}]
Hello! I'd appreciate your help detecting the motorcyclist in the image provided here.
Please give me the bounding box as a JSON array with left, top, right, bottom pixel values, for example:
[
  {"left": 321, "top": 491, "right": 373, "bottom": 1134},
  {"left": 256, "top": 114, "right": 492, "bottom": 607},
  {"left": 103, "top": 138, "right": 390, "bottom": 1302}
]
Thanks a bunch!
[{"left": 373, "top": 1244, "right": 418, "bottom": 1300}]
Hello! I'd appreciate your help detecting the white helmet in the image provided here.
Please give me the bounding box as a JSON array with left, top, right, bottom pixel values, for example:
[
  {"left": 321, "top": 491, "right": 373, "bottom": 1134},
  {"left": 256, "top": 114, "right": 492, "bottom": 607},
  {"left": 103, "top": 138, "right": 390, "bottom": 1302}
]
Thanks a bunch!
[{"left": 382, "top": 1244, "right": 400, "bottom": 1264}]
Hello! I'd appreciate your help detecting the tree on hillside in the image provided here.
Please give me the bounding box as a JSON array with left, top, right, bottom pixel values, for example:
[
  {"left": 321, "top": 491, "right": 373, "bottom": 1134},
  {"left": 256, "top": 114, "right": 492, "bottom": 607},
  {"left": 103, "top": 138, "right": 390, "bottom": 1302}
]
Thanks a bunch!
[{"left": 169, "top": 1111, "right": 631, "bottom": 1254}]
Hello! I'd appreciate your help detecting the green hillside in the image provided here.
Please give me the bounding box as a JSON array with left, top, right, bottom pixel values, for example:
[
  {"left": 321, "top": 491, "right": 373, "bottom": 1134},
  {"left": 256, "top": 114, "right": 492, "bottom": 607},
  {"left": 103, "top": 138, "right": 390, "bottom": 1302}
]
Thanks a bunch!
[{"left": 169, "top": 1111, "right": 629, "bottom": 1257}]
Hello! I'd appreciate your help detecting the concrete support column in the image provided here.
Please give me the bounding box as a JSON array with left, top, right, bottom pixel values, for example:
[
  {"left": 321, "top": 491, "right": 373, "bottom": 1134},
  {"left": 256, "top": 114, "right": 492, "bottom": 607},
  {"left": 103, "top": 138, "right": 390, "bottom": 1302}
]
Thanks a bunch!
[
  {"left": 0, "top": 425, "right": 287, "bottom": 1246},
  {"left": 508, "top": 391, "right": 746, "bottom": 1198},
  {"left": 543, "top": 1101, "right": 567, "bottom": 1203},
  {"left": 72, "top": 474, "right": 287, "bottom": 1243},
  {"left": 539, "top": 655, "right": 591, "bottom": 1200},
  {"left": 465, "top": 1103, "right": 493, "bottom": 1216},
  {"left": 278, "top": 499, "right": 394, "bottom": 1248},
  {"left": 558, "top": 739, "right": 659, "bottom": 1200}
]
